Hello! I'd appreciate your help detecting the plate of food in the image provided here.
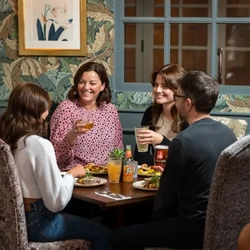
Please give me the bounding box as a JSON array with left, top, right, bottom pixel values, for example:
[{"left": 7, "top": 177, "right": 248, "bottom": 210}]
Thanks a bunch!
[
  {"left": 83, "top": 163, "right": 108, "bottom": 174},
  {"left": 75, "top": 173, "right": 107, "bottom": 187},
  {"left": 137, "top": 164, "right": 162, "bottom": 177},
  {"left": 132, "top": 176, "right": 160, "bottom": 191}
]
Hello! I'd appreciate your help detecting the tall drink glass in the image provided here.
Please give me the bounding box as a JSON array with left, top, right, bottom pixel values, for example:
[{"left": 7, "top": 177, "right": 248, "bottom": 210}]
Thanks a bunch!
[
  {"left": 107, "top": 156, "right": 122, "bottom": 183},
  {"left": 134, "top": 126, "right": 149, "bottom": 152},
  {"left": 154, "top": 145, "right": 169, "bottom": 168}
]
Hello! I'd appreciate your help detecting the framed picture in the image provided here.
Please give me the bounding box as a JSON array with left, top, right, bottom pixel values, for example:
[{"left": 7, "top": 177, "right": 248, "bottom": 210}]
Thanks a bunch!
[{"left": 18, "top": 0, "right": 87, "bottom": 56}]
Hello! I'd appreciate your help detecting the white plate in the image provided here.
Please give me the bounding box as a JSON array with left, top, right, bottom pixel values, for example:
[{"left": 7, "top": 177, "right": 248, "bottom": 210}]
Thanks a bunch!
[
  {"left": 132, "top": 180, "right": 158, "bottom": 191},
  {"left": 74, "top": 177, "right": 107, "bottom": 187},
  {"left": 88, "top": 171, "right": 108, "bottom": 175}
]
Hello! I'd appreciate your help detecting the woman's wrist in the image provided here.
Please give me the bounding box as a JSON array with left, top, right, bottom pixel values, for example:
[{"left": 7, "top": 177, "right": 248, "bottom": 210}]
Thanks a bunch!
[
  {"left": 67, "top": 130, "right": 78, "bottom": 146},
  {"left": 65, "top": 172, "right": 75, "bottom": 179},
  {"left": 159, "top": 135, "right": 164, "bottom": 144}
]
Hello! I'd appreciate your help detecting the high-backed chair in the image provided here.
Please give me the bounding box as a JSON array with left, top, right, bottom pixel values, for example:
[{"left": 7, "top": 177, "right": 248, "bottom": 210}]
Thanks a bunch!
[
  {"left": 211, "top": 116, "right": 248, "bottom": 139},
  {"left": 0, "top": 138, "right": 91, "bottom": 250},
  {"left": 203, "top": 135, "right": 250, "bottom": 250}
]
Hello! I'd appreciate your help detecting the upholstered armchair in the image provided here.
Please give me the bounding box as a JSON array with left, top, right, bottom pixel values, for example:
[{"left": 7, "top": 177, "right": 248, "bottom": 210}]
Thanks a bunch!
[
  {"left": 203, "top": 135, "right": 250, "bottom": 250},
  {"left": 211, "top": 116, "right": 248, "bottom": 139},
  {"left": 0, "top": 138, "right": 91, "bottom": 250}
]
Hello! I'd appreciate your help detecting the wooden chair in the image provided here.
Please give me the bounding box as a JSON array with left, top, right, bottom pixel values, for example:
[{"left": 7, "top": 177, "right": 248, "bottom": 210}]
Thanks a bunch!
[
  {"left": 203, "top": 135, "right": 250, "bottom": 250},
  {"left": 238, "top": 222, "right": 250, "bottom": 250},
  {"left": 0, "top": 138, "right": 91, "bottom": 250}
]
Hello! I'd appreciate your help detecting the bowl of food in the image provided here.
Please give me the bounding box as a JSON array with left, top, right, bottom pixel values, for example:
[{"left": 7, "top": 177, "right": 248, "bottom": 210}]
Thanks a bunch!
[{"left": 77, "top": 172, "right": 95, "bottom": 185}]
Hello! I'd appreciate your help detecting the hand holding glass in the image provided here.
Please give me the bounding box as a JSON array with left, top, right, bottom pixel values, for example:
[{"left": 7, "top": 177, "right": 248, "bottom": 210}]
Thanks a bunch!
[
  {"left": 134, "top": 126, "right": 150, "bottom": 152},
  {"left": 76, "top": 113, "right": 94, "bottom": 132}
]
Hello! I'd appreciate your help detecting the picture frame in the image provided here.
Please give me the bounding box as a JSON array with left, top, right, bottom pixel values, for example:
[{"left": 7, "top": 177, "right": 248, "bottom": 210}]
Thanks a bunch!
[{"left": 18, "top": 0, "right": 87, "bottom": 56}]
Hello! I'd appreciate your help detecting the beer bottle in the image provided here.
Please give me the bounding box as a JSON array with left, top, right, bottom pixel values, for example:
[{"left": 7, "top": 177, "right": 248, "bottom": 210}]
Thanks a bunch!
[{"left": 122, "top": 145, "right": 134, "bottom": 182}]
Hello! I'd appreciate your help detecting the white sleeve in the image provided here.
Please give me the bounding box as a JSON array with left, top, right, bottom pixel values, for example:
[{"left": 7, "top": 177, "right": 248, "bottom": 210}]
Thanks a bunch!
[{"left": 33, "top": 139, "right": 74, "bottom": 213}]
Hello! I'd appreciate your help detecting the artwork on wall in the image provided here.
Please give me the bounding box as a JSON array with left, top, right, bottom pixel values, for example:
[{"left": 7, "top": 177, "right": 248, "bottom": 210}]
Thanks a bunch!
[{"left": 18, "top": 0, "right": 86, "bottom": 56}]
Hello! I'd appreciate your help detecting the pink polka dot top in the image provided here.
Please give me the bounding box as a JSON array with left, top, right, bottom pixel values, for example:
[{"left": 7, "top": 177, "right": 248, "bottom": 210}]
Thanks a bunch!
[{"left": 50, "top": 99, "right": 124, "bottom": 171}]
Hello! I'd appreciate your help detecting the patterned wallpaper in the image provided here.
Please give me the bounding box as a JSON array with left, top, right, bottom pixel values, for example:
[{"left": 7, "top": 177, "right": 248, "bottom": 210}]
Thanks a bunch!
[{"left": 0, "top": 0, "right": 250, "bottom": 113}]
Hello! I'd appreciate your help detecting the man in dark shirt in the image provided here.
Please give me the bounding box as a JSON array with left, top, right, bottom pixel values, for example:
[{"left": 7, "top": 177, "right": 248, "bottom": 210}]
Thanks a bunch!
[{"left": 110, "top": 71, "right": 237, "bottom": 249}]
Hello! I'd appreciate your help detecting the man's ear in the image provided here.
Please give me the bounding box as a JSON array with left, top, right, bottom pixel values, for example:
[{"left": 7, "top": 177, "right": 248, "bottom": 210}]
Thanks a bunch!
[{"left": 186, "top": 98, "right": 193, "bottom": 111}]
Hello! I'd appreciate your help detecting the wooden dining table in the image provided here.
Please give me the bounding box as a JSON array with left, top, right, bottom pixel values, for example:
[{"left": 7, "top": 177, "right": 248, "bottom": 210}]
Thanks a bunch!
[{"left": 73, "top": 176, "right": 156, "bottom": 227}]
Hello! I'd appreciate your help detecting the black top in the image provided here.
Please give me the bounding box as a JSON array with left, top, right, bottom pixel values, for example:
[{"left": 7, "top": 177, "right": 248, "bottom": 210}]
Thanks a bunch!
[
  {"left": 134, "top": 106, "right": 188, "bottom": 165},
  {"left": 153, "top": 118, "right": 237, "bottom": 222}
]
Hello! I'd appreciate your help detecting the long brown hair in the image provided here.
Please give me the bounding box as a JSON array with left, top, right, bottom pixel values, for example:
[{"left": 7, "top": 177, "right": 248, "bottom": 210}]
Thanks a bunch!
[
  {"left": 67, "top": 61, "right": 111, "bottom": 106},
  {"left": 151, "top": 64, "right": 186, "bottom": 133},
  {"left": 0, "top": 82, "right": 52, "bottom": 151}
]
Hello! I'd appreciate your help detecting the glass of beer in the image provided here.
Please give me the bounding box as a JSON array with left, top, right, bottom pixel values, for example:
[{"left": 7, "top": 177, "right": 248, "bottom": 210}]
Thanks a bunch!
[
  {"left": 77, "top": 113, "right": 94, "bottom": 131},
  {"left": 134, "top": 126, "right": 149, "bottom": 152},
  {"left": 154, "top": 145, "right": 169, "bottom": 168}
]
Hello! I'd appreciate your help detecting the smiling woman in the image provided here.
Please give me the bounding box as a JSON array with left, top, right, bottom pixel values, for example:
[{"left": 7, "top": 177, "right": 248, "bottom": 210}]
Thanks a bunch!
[
  {"left": 50, "top": 61, "right": 124, "bottom": 171},
  {"left": 134, "top": 64, "right": 188, "bottom": 166}
]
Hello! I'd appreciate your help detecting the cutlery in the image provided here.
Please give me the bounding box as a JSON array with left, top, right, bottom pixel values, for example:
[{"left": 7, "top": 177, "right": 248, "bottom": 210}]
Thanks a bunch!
[
  {"left": 95, "top": 188, "right": 123, "bottom": 199},
  {"left": 104, "top": 187, "right": 124, "bottom": 198}
]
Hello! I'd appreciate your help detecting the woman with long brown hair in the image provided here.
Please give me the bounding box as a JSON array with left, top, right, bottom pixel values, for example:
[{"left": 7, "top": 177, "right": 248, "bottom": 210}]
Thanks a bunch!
[
  {"left": 0, "top": 82, "right": 110, "bottom": 249},
  {"left": 134, "top": 64, "right": 188, "bottom": 165}
]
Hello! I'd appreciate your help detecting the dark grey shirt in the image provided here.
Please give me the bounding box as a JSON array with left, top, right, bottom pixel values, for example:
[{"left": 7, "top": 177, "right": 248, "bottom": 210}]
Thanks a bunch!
[{"left": 153, "top": 118, "right": 237, "bottom": 222}]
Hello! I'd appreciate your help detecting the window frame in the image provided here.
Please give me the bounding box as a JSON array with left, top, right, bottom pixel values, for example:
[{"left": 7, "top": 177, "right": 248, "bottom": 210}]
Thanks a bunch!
[{"left": 114, "top": 0, "right": 250, "bottom": 94}]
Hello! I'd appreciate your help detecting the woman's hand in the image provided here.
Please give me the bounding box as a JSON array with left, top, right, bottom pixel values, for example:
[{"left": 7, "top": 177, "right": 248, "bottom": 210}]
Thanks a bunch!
[
  {"left": 137, "top": 129, "right": 163, "bottom": 145},
  {"left": 67, "top": 120, "right": 88, "bottom": 146},
  {"left": 73, "top": 119, "right": 88, "bottom": 134},
  {"left": 67, "top": 164, "right": 86, "bottom": 178}
]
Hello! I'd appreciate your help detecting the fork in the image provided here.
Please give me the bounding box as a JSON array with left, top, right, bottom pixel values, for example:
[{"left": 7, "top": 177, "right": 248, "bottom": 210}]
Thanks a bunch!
[
  {"left": 95, "top": 189, "right": 120, "bottom": 199},
  {"left": 104, "top": 187, "right": 123, "bottom": 198}
]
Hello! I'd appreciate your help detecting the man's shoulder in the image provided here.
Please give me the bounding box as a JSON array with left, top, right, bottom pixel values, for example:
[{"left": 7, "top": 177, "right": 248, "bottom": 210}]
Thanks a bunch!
[{"left": 175, "top": 118, "right": 236, "bottom": 142}]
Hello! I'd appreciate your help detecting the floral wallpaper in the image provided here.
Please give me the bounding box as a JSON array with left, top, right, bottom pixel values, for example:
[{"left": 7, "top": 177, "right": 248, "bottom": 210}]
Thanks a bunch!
[{"left": 0, "top": 0, "right": 250, "bottom": 113}]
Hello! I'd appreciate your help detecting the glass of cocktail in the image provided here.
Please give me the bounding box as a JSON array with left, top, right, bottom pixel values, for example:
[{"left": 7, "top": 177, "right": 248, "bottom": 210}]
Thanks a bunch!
[{"left": 107, "top": 156, "right": 122, "bottom": 183}]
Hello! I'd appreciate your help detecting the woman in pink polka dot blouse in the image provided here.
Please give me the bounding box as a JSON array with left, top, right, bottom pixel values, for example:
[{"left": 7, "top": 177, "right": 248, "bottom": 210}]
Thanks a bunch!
[{"left": 50, "top": 62, "right": 123, "bottom": 171}]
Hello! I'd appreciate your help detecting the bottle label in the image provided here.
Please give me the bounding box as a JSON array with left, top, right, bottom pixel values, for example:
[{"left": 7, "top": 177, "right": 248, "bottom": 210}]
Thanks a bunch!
[
  {"left": 123, "top": 165, "right": 133, "bottom": 182},
  {"left": 156, "top": 150, "right": 164, "bottom": 159},
  {"left": 124, "top": 165, "right": 133, "bottom": 175},
  {"left": 126, "top": 150, "right": 132, "bottom": 158}
]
